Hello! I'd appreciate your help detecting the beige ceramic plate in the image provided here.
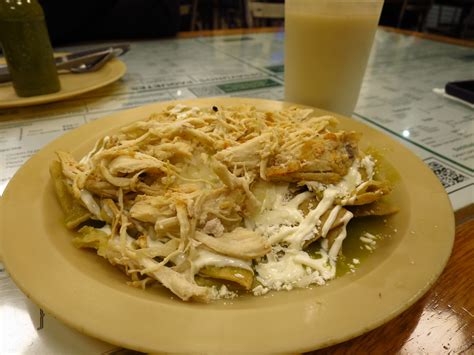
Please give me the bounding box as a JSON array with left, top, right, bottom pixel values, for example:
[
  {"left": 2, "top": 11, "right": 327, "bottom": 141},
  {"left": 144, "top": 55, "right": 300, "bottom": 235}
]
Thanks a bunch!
[
  {"left": 0, "top": 57, "right": 126, "bottom": 108},
  {"left": 0, "top": 98, "right": 454, "bottom": 353}
]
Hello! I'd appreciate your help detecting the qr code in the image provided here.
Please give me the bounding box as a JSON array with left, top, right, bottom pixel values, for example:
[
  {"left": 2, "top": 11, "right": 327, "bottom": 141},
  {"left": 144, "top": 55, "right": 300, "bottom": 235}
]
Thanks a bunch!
[{"left": 426, "top": 160, "right": 468, "bottom": 189}]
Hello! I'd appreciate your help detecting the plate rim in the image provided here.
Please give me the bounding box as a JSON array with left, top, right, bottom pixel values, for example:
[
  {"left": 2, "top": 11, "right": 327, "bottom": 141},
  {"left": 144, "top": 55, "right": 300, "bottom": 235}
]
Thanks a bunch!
[
  {"left": 0, "top": 98, "right": 455, "bottom": 353},
  {"left": 0, "top": 58, "right": 126, "bottom": 109}
]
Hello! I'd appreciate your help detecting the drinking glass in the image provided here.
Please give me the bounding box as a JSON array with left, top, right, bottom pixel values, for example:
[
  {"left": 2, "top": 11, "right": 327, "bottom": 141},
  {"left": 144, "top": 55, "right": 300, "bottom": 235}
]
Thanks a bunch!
[{"left": 285, "top": 0, "right": 384, "bottom": 116}]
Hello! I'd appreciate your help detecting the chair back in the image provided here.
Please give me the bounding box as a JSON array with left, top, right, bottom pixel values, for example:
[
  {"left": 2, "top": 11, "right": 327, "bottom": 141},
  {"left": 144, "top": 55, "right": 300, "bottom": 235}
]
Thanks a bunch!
[{"left": 246, "top": 1, "right": 284, "bottom": 27}]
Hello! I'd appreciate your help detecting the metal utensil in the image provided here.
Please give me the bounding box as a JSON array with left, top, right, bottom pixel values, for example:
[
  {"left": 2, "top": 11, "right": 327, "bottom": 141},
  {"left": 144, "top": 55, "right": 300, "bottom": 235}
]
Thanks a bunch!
[
  {"left": 0, "top": 43, "right": 130, "bottom": 83},
  {"left": 54, "top": 43, "right": 130, "bottom": 71},
  {"left": 68, "top": 51, "right": 115, "bottom": 73}
]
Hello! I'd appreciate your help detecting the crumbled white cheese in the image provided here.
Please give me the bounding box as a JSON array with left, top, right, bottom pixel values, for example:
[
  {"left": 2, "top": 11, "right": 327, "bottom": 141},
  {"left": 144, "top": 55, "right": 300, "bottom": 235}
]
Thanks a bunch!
[
  {"left": 202, "top": 218, "right": 225, "bottom": 237},
  {"left": 252, "top": 285, "right": 269, "bottom": 296},
  {"left": 255, "top": 249, "right": 333, "bottom": 291},
  {"left": 211, "top": 285, "right": 237, "bottom": 300},
  {"left": 363, "top": 232, "right": 377, "bottom": 240},
  {"left": 360, "top": 232, "right": 378, "bottom": 251},
  {"left": 360, "top": 236, "right": 377, "bottom": 245}
]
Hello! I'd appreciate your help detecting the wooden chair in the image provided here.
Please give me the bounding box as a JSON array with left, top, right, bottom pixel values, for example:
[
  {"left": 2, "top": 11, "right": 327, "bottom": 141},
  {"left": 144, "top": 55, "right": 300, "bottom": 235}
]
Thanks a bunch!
[
  {"left": 179, "top": 0, "right": 199, "bottom": 30},
  {"left": 459, "top": 4, "right": 474, "bottom": 38},
  {"left": 181, "top": 0, "right": 247, "bottom": 30},
  {"left": 423, "top": 1, "right": 474, "bottom": 38},
  {"left": 180, "top": 0, "right": 284, "bottom": 31},
  {"left": 397, "top": 0, "right": 434, "bottom": 31},
  {"left": 245, "top": 1, "right": 284, "bottom": 28}
]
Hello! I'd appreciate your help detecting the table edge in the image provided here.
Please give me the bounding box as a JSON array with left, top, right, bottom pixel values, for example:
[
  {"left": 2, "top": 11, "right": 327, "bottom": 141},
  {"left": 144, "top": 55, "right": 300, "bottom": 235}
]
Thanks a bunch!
[
  {"left": 379, "top": 26, "right": 474, "bottom": 48},
  {"left": 177, "top": 26, "right": 474, "bottom": 48}
]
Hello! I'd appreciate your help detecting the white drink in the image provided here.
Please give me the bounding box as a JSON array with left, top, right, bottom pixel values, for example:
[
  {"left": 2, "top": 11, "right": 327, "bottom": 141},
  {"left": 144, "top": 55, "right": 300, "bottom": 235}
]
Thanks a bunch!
[{"left": 285, "top": 1, "right": 383, "bottom": 116}]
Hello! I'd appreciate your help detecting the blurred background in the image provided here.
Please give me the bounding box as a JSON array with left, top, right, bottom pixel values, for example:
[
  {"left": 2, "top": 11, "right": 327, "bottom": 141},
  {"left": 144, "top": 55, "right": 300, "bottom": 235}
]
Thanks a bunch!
[
  {"left": 39, "top": 0, "right": 474, "bottom": 45},
  {"left": 179, "top": 0, "right": 474, "bottom": 37}
]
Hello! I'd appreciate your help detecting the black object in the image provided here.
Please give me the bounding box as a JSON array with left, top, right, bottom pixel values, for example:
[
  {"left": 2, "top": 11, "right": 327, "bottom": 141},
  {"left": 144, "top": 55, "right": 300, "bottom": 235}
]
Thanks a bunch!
[
  {"left": 38, "top": 0, "right": 180, "bottom": 46},
  {"left": 445, "top": 80, "right": 474, "bottom": 104}
]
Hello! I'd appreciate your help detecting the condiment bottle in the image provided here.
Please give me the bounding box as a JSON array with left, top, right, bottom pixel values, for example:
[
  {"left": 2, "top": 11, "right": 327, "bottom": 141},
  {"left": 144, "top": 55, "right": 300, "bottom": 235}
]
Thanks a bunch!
[{"left": 0, "top": 0, "right": 60, "bottom": 97}]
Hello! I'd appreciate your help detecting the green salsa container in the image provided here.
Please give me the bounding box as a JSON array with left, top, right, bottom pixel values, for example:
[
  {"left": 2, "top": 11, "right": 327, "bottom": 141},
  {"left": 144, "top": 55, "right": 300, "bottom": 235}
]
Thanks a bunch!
[{"left": 0, "top": 0, "right": 60, "bottom": 97}]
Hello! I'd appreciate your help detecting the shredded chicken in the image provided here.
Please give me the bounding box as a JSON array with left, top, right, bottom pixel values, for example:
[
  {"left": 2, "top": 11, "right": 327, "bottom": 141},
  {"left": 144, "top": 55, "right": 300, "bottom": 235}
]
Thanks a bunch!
[
  {"left": 195, "top": 228, "right": 271, "bottom": 260},
  {"left": 53, "top": 104, "right": 393, "bottom": 302}
]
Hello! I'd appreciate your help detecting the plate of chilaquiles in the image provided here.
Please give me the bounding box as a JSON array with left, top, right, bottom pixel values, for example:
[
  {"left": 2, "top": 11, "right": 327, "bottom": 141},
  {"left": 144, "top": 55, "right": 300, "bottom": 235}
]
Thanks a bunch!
[{"left": 0, "top": 98, "right": 454, "bottom": 353}]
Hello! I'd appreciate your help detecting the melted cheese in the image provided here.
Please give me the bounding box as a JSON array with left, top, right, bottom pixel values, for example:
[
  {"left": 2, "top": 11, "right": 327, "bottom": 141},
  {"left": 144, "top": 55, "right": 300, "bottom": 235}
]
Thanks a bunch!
[
  {"left": 321, "top": 205, "right": 342, "bottom": 238},
  {"left": 361, "top": 155, "right": 375, "bottom": 179},
  {"left": 338, "top": 161, "right": 363, "bottom": 196},
  {"left": 192, "top": 248, "right": 252, "bottom": 274},
  {"left": 255, "top": 249, "right": 333, "bottom": 290},
  {"left": 80, "top": 189, "right": 101, "bottom": 217},
  {"left": 328, "top": 211, "right": 353, "bottom": 259},
  {"left": 255, "top": 251, "right": 307, "bottom": 287},
  {"left": 245, "top": 158, "right": 371, "bottom": 293},
  {"left": 284, "top": 188, "right": 337, "bottom": 248},
  {"left": 293, "top": 250, "right": 335, "bottom": 279},
  {"left": 249, "top": 183, "right": 305, "bottom": 228}
]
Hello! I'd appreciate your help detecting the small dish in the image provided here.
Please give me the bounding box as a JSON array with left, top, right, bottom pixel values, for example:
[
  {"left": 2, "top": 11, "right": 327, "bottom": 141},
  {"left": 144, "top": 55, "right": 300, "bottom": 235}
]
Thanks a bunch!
[{"left": 0, "top": 58, "right": 126, "bottom": 109}]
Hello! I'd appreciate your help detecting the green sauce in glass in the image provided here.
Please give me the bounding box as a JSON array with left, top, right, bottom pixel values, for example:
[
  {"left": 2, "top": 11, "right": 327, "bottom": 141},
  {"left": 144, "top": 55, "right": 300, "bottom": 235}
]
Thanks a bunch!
[{"left": 0, "top": 0, "right": 60, "bottom": 97}]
